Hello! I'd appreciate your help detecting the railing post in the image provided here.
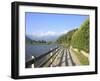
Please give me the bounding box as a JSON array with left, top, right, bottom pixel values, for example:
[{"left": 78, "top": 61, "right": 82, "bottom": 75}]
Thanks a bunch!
[
  {"left": 31, "top": 56, "right": 35, "bottom": 68},
  {"left": 50, "top": 48, "right": 53, "bottom": 67},
  {"left": 56, "top": 48, "right": 58, "bottom": 51}
]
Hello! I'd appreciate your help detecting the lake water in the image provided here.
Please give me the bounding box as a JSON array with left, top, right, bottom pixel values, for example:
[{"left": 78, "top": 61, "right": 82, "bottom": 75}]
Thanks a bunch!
[{"left": 25, "top": 44, "right": 59, "bottom": 62}]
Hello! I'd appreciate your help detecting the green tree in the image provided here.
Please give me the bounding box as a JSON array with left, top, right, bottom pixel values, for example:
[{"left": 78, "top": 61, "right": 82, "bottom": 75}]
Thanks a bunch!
[
  {"left": 71, "top": 19, "right": 89, "bottom": 53},
  {"left": 56, "top": 29, "right": 77, "bottom": 47}
]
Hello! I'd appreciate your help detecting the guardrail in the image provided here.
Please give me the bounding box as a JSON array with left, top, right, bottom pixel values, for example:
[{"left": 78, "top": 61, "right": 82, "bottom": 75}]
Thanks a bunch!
[{"left": 26, "top": 46, "right": 61, "bottom": 68}]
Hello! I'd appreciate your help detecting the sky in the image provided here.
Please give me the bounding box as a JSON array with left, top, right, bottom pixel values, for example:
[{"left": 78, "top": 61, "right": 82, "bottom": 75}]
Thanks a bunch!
[{"left": 25, "top": 12, "right": 89, "bottom": 37}]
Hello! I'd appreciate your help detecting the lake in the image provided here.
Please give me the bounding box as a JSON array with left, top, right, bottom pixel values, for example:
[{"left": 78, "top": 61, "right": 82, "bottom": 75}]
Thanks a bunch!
[{"left": 25, "top": 44, "right": 59, "bottom": 62}]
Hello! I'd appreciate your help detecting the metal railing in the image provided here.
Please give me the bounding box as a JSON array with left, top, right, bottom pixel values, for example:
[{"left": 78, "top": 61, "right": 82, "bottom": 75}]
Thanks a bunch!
[{"left": 26, "top": 46, "right": 61, "bottom": 68}]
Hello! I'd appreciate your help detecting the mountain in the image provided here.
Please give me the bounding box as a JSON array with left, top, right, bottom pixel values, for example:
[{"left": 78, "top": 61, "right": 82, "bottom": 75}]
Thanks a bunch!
[
  {"left": 56, "top": 29, "right": 77, "bottom": 47},
  {"left": 26, "top": 36, "right": 32, "bottom": 41},
  {"left": 26, "top": 35, "right": 59, "bottom": 42},
  {"left": 25, "top": 35, "right": 47, "bottom": 44},
  {"left": 26, "top": 36, "right": 33, "bottom": 44}
]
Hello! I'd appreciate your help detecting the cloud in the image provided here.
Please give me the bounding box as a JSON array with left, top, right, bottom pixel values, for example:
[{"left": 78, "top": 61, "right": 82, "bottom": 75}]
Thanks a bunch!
[
  {"left": 32, "top": 30, "right": 68, "bottom": 37},
  {"left": 61, "top": 30, "right": 68, "bottom": 34},
  {"left": 43, "top": 31, "right": 56, "bottom": 36},
  {"left": 32, "top": 31, "right": 56, "bottom": 37}
]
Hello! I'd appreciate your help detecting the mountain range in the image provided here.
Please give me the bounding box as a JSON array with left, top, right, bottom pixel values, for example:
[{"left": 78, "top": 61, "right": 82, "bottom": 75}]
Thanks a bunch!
[{"left": 26, "top": 34, "right": 60, "bottom": 42}]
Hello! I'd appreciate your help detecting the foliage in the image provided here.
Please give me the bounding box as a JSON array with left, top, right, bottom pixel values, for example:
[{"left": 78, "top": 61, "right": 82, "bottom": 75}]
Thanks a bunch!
[
  {"left": 26, "top": 36, "right": 47, "bottom": 44},
  {"left": 72, "top": 49, "right": 89, "bottom": 65},
  {"left": 56, "top": 29, "right": 77, "bottom": 48},
  {"left": 71, "top": 19, "right": 89, "bottom": 53},
  {"left": 56, "top": 18, "right": 89, "bottom": 53}
]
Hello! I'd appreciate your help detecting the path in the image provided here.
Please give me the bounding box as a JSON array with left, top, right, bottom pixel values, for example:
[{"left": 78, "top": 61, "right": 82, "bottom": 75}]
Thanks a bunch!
[{"left": 51, "top": 48, "right": 79, "bottom": 67}]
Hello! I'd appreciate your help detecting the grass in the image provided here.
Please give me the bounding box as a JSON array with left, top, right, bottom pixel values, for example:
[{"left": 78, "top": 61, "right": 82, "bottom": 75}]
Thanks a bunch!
[{"left": 72, "top": 49, "right": 89, "bottom": 65}]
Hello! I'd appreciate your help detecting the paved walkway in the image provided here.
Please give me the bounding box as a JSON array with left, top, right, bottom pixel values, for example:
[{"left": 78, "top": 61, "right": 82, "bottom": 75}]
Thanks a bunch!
[
  {"left": 51, "top": 48, "right": 63, "bottom": 67},
  {"left": 61, "top": 48, "right": 66, "bottom": 66},
  {"left": 51, "top": 48, "right": 80, "bottom": 67}
]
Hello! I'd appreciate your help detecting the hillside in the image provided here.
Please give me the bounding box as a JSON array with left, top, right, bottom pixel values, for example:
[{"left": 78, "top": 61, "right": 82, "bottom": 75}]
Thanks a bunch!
[
  {"left": 56, "top": 29, "right": 77, "bottom": 47},
  {"left": 56, "top": 18, "right": 89, "bottom": 53},
  {"left": 26, "top": 36, "right": 33, "bottom": 44},
  {"left": 26, "top": 36, "right": 46, "bottom": 44},
  {"left": 71, "top": 19, "right": 89, "bottom": 53}
]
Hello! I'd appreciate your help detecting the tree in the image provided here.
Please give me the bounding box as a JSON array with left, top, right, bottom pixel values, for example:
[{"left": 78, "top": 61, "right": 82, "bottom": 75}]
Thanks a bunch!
[
  {"left": 56, "top": 29, "right": 77, "bottom": 47},
  {"left": 71, "top": 19, "right": 89, "bottom": 53}
]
